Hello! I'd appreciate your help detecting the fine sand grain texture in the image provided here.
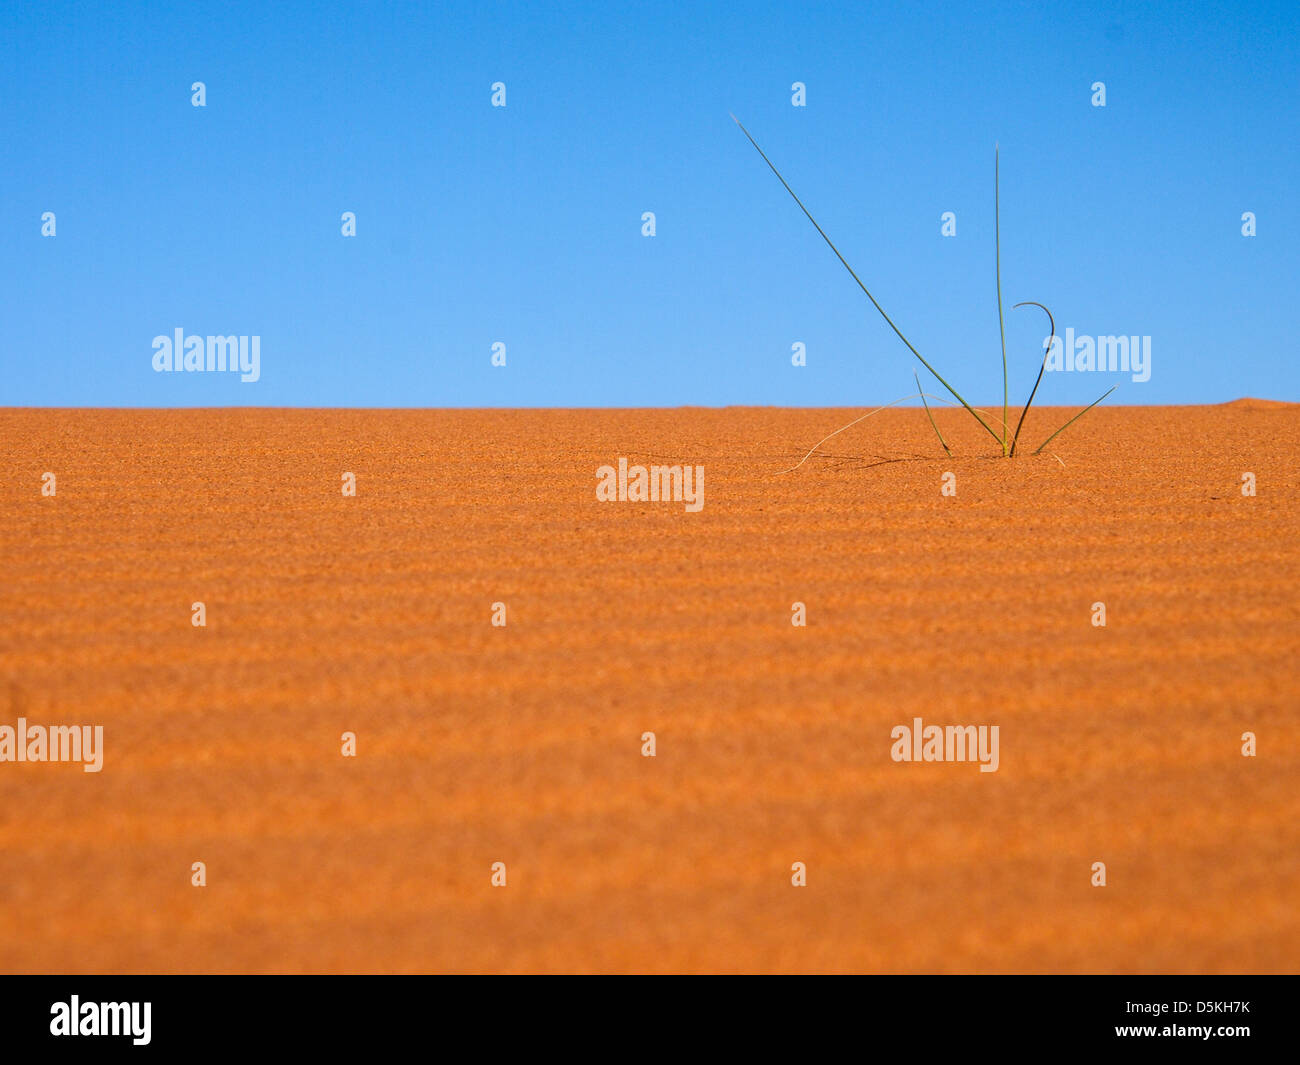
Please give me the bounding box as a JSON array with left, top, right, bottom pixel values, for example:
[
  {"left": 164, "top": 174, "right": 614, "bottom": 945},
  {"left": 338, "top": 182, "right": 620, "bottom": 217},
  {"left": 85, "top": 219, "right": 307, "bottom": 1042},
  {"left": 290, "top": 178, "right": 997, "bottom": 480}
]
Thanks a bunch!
[{"left": 1, "top": 403, "right": 1297, "bottom": 973}]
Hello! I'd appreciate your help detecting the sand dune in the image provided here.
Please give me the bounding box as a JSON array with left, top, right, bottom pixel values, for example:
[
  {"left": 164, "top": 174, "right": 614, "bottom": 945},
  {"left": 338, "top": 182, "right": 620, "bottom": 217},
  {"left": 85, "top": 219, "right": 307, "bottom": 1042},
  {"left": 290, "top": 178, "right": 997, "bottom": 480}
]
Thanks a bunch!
[
  {"left": 1222, "top": 398, "right": 1297, "bottom": 410},
  {"left": 1, "top": 404, "right": 1296, "bottom": 973}
]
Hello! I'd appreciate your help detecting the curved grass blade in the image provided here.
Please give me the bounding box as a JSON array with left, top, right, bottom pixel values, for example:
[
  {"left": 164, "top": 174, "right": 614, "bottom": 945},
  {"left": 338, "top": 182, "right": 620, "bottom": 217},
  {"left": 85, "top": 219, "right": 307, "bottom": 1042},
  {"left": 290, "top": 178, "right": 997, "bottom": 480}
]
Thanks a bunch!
[
  {"left": 731, "top": 113, "right": 1004, "bottom": 447},
  {"left": 995, "top": 144, "right": 1009, "bottom": 453},
  {"left": 916, "top": 371, "right": 952, "bottom": 456},
  {"left": 1032, "top": 386, "right": 1117, "bottom": 455},
  {"left": 1008, "top": 299, "right": 1055, "bottom": 457}
]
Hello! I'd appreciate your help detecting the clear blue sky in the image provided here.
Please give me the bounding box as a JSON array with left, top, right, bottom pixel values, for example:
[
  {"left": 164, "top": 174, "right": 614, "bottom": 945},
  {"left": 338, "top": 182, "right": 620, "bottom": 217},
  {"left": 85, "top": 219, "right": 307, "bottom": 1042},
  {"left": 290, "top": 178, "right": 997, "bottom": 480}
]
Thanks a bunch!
[{"left": 2, "top": 0, "right": 1296, "bottom": 407}]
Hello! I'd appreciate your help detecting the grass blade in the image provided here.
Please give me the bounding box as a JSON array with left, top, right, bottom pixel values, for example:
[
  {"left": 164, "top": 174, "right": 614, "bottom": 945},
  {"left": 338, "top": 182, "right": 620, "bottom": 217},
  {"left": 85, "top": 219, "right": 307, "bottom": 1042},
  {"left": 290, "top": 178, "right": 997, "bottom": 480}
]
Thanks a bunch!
[
  {"left": 1008, "top": 300, "right": 1055, "bottom": 457},
  {"left": 731, "top": 113, "right": 1004, "bottom": 447},
  {"left": 916, "top": 372, "right": 952, "bottom": 455},
  {"left": 995, "top": 144, "right": 1009, "bottom": 453},
  {"left": 1031, "top": 386, "right": 1117, "bottom": 455},
  {"left": 779, "top": 391, "right": 928, "bottom": 474}
]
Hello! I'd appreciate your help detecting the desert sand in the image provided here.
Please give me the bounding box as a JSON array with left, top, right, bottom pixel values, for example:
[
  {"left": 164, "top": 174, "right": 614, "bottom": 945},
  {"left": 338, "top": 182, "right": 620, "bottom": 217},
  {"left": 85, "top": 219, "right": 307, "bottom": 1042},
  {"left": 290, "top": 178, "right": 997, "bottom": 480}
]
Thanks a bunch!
[{"left": 1, "top": 402, "right": 1296, "bottom": 973}]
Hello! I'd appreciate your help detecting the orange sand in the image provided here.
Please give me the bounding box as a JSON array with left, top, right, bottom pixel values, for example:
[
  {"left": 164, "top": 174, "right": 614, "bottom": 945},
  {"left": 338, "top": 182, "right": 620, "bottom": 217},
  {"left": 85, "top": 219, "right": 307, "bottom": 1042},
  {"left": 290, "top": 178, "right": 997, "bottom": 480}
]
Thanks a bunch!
[{"left": 1, "top": 403, "right": 1297, "bottom": 974}]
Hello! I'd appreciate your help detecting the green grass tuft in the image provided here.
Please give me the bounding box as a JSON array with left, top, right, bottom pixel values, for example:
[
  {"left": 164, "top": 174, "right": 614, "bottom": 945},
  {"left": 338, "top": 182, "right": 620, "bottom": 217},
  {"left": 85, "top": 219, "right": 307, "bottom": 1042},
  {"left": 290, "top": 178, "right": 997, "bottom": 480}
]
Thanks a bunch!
[{"left": 733, "top": 116, "right": 1114, "bottom": 459}]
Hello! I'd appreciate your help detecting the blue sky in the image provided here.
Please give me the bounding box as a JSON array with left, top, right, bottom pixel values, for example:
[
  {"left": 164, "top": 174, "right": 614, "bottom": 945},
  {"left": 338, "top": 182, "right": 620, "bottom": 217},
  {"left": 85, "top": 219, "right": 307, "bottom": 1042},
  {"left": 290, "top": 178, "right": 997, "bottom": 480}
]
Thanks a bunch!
[{"left": 2, "top": 0, "right": 1296, "bottom": 407}]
